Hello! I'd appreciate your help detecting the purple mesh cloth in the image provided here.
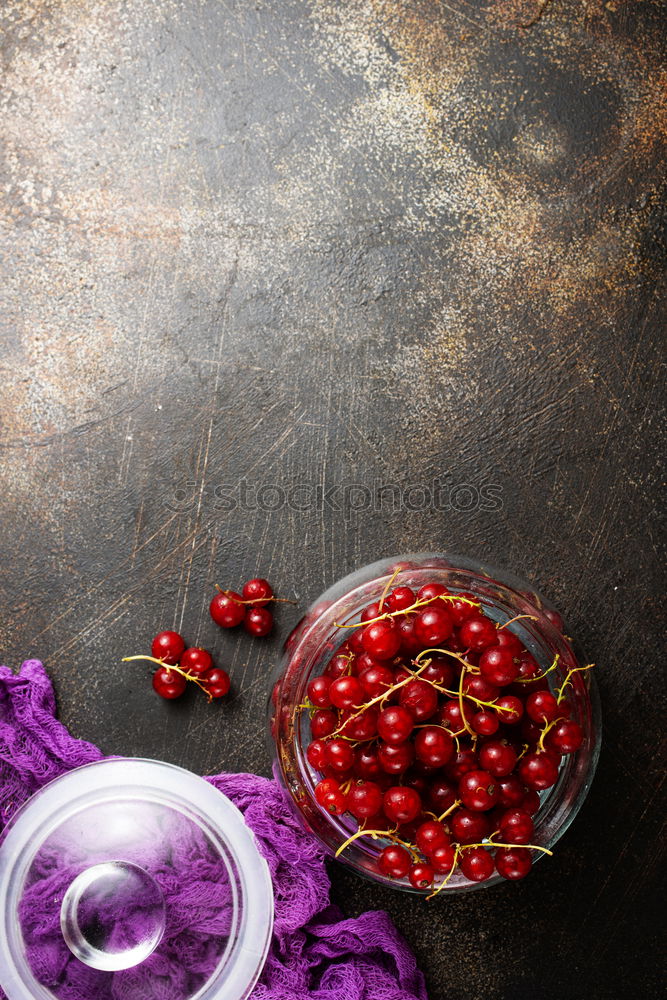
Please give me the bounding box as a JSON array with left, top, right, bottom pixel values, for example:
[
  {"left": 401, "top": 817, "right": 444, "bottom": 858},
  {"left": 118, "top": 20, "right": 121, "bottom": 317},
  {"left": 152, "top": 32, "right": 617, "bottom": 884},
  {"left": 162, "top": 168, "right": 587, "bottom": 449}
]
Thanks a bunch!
[{"left": 0, "top": 660, "right": 428, "bottom": 1000}]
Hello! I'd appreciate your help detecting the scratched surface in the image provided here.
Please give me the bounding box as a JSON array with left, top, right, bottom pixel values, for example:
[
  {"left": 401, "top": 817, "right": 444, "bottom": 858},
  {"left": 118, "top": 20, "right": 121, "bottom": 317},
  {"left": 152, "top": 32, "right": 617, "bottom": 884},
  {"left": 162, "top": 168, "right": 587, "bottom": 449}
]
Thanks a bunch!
[{"left": 0, "top": 1, "right": 665, "bottom": 997}]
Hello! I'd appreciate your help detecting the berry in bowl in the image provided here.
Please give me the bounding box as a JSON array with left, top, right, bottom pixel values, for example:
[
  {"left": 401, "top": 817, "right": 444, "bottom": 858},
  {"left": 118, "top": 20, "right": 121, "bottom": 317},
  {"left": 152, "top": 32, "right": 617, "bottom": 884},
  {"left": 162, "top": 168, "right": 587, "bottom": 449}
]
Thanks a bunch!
[{"left": 269, "top": 554, "right": 600, "bottom": 895}]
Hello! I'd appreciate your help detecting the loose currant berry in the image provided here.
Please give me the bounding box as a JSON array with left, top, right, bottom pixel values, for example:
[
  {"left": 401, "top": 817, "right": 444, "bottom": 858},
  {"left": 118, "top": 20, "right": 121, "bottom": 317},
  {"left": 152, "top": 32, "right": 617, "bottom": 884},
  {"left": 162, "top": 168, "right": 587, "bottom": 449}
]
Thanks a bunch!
[
  {"left": 495, "top": 846, "right": 532, "bottom": 880},
  {"left": 359, "top": 664, "right": 394, "bottom": 698},
  {"left": 354, "top": 746, "right": 383, "bottom": 780},
  {"left": 378, "top": 741, "right": 415, "bottom": 774},
  {"left": 396, "top": 614, "right": 424, "bottom": 656},
  {"left": 378, "top": 844, "right": 411, "bottom": 879},
  {"left": 444, "top": 747, "right": 479, "bottom": 781},
  {"left": 416, "top": 820, "right": 450, "bottom": 856},
  {"left": 179, "top": 647, "right": 213, "bottom": 676},
  {"left": 347, "top": 780, "right": 384, "bottom": 820},
  {"left": 448, "top": 593, "right": 477, "bottom": 626},
  {"left": 362, "top": 619, "right": 401, "bottom": 660},
  {"left": 494, "top": 694, "right": 524, "bottom": 724},
  {"left": 329, "top": 675, "right": 364, "bottom": 710},
  {"left": 459, "top": 769, "right": 500, "bottom": 811},
  {"left": 414, "top": 605, "right": 453, "bottom": 646},
  {"left": 310, "top": 709, "right": 337, "bottom": 739},
  {"left": 472, "top": 710, "right": 500, "bottom": 736},
  {"left": 451, "top": 808, "right": 490, "bottom": 844},
  {"left": 497, "top": 774, "right": 527, "bottom": 809},
  {"left": 361, "top": 601, "right": 383, "bottom": 622},
  {"left": 386, "top": 586, "right": 415, "bottom": 612},
  {"left": 399, "top": 679, "right": 439, "bottom": 721},
  {"left": 526, "top": 690, "right": 563, "bottom": 724},
  {"left": 420, "top": 656, "right": 456, "bottom": 687},
  {"left": 460, "top": 847, "right": 494, "bottom": 882},
  {"left": 546, "top": 719, "right": 584, "bottom": 754},
  {"left": 151, "top": 631, "right": 186, "bottom": 665},
  {"left": 422, "top": 778, "right": 452, "bottom": 812},
  {"left": 325, "top": 739, "right": 355, "bottom": 773},
  {"left": 326, "top": 653, "right": 354, "bottom": 679},
  {"left": 377, "top": 706, "right": 414, "bottom": 745},
  {"left": 417, "top": 582, "right": 450, "bottom": 603},
  {"left": 202, "top": 667, "right": 230, "bottom": 699},
  {"left": 494, "top": 629, "right": 524, "bottom": 656},
  {"left": 409, "top": 863, "right": 435, "bottom": 889},
  {"left": 340, "top": 707, "right": 379, "bottom": 741},
  {"left": 307, "top": 675, "right": 333, "bottom": 708},
  {"left": 307, "top": 739, "right": 328, "bottom": 770},
  {"left": 519, "top": 751, "right": 560, "bottom": 790},
  {"left": 521, "top": 789, "right": 541, "bottom": 815},
  {"left": 478, "top": 740, "right": 518, "bottom": 777},
  {"left": 320, "top": 788, "right": 348, "bottom": 815},
  {"left": 498, "top": 808, "right": 534, "bottom": 844},
  {"left": 241, "top": 577, "right": 273, "bottom": 606},
  {"left": 383, "top": 786, "right": 422, "bottom": 825},
  {"left": 459, "top": 615, "right": 498, "bottom": 651},
  {"left": 462, "top": 673, "right": 499, "bottom": 702},
  {"left": 314, "top": 777, "right": 340, "bottom": 804},
  {"left": 479, "top": 646, "right": 519, "bottom": 686},
  {"left": 349, "top": 629, "right": 366, "bottom": 655},
  {"left": 152, "top": 666, "right": 187, "bottom": 699},
  {"left": 209, "top": 592, "right": 245, "bottom": 628},
  {"left": 244, "top": 606, "right": 273, "bottom": 637},
  {"left": 430, "top": 842, "right": 457, "bottom": 874},
  {"left": 415, "top": 726, "right": 454, "bottom": 768}
]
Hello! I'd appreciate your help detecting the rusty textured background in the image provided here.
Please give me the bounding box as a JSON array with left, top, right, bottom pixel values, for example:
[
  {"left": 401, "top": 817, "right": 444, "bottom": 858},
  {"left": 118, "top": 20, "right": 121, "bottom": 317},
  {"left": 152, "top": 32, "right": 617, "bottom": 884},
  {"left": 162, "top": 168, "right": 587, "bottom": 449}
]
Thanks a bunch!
[{"left": 1, "top": 1, "right": 665, "bottom": 997}]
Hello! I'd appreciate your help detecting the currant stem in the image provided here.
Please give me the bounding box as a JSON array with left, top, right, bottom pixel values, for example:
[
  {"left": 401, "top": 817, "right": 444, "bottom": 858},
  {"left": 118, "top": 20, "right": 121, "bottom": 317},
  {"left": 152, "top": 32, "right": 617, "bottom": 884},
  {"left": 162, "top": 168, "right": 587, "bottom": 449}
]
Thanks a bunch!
[
  {"left": 328, "top": 661, "right": 430, "bottom": 737},
  {"left": 437, "top": 799, "right": 461, "bottom": 822},
  {"left": 514, "top": 653, "right": 560, "bottom": 683},
  {"left": 378, "top": 567, "right": 401, "bottom": 612},
  {"left": 497, "top": 614, "right": 538, "bottom": 630},
  {"left": 121, "top": 655, "right": 212, "bottom": 700},
  {"left": 556, "top": 663, "right": 595, "bottom": 702}
]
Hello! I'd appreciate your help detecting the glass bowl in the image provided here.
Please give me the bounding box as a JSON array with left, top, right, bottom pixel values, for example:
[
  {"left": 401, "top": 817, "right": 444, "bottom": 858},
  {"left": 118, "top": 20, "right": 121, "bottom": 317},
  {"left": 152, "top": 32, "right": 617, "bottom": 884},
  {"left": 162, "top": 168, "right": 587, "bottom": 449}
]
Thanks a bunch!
[{"left": 269, "top": 553, "right": 601, "bottom": 893}]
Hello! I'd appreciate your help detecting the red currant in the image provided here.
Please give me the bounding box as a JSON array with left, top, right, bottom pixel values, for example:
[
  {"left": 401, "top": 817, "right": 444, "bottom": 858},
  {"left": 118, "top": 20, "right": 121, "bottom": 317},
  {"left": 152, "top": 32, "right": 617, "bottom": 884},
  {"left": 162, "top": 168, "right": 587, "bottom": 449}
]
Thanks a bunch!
[
  {"left": 362, "top": 619, "right": 401, "bottom": 660},
  {"left": 378, "top": 844, "right": 411, "bottom": 879},
  {"left": 409, "top": 863, "right": 435, "bottom": 889},
  {"left": 546, "top": 719, "right": 583, "bottom": 754},
  {"left": 460, "top": 846, "right": 494, "bottom": 882},
  {"left": 399, "top": 679, "right": 439, "bottom": 721},
  {"left": 329, "top": 675, "right": 364, "bottom": 710},
  {"left": 519, "top": 751, "right": 560, "bottom": 790},
  {"left": 179, "top": 647, "right": 213, "bottom": 675},
  {"left": 152, "top": 666, "right": 186, "bottom": 699},
  {"left": 386, "top": 586, "right": 415, "bottom": 612},
  {"left": 378, "top": 741, "right": 415, "bottom": 774},
  {"left": 310, "top": 709, "right": 337, "bottom": 739},
  {"left": 414, "top": 605, "right": 453, "bottom": 646},
  {"left": 383, "top": 786, "right": 422, "bottom": 825},
  {"left": 430, "top": 841, "right": 457, "bottom": 873},
  {"left": 307, "top": 739, "right": 328, "bottom": 770},
  {"left": 359, "top": 664, "right": 394, "bottom": 698},
  {"left": 377, "top": 706, "right": 414, "bottom": 745},
  {"left": 415, "top": 726, "right": 454, "bottom": 768},
  {"left": 416, "top": 820, "right": 450, "bottom": 855},
  {"left": 202, "top": 667, "right": 230, "bottom": 699},
  {"left": 526, "top": 690, "right": 563, "bottom": 724},
  {"left": 244, "top": 606, "right": 273, "bottom": 636},
  {"left": 459, "top": 616, "right": 498, "bottom": 651},
  {"left": 459, "top": 769, "right": 500, "bottom": 811},
  {"left": 209, "top": 592, "right": 245, "bottom": 628},
  {"left": 495, "top": 846, "right": 532, "bottom": 880},
  {"left": 307, "top": 675, "right": 332, "bottom": 708},
  {"left": 498, "top": 808, "right": 534, "bottom": 844},
  {"left": 479, "top": 646, "right": 519, "bottom": 686},
  {"left": 471, "top": 710, "right": 499, "bottom": 736},
  {"left": 151, "top": 631, "right": 186, "bottom": 665},
  {"left": 451, "top": 808, "right": 490, "bottom": 844},
  {"left": 241, "top": 577, "right": 273, "bottom": 606},
  {"left": 325, "top": 738, "right": 355, "bottom": 773},
  {"left": 347, "top": 780, "right": 384, "bottom": 820},
  {"left": 478, "top": 739, "right": 518, "bottom": 777}
]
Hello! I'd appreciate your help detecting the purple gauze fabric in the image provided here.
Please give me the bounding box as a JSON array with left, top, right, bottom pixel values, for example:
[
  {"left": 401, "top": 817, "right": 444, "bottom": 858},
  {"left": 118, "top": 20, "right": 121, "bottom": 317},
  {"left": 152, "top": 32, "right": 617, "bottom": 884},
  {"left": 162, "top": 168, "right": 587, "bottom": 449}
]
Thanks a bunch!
[{"left": 0, "top": 660, "right": 428, "bottom": 1000}]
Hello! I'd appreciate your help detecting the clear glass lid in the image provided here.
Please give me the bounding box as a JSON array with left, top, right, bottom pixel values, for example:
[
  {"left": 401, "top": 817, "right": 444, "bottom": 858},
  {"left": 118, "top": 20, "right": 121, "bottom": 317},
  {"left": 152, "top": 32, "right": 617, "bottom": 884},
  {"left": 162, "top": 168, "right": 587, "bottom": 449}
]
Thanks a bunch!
[{"left": 0, "top": 759, "right": 273, "bottom": 1000}]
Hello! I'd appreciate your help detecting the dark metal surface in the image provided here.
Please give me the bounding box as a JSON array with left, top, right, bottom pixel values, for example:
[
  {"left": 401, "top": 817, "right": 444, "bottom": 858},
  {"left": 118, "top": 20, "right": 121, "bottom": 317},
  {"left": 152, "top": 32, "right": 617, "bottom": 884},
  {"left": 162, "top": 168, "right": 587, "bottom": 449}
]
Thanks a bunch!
[{"left": 1, "top": 1, "right": 665, "bottom": 998}]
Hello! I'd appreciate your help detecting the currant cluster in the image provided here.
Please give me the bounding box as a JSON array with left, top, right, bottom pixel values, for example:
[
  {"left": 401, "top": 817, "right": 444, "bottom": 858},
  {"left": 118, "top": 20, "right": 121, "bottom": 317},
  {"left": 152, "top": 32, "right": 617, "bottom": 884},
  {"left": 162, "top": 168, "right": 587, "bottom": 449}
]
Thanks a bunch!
[
  {"left": 304, "top": 580, "right": 592, "bottom": 894},
  {"left": 210, "top": 577, "right": 278, "bottom": 637},
  {"left": 123, "top": 630, "right": 231, "bottom": 702}
]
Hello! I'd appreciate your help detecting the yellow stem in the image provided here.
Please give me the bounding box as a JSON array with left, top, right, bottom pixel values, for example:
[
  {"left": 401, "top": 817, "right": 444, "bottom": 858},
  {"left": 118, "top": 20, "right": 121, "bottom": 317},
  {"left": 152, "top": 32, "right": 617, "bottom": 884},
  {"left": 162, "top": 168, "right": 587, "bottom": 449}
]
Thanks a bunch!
[{"left": 497, "top": 614, "right": 538, "bottom": 630}]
